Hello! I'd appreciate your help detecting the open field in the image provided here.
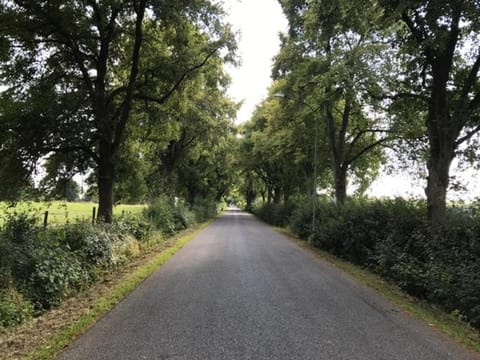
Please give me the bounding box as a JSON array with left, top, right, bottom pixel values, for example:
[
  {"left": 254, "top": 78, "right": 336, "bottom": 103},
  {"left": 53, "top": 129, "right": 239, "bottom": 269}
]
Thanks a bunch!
[{"left": 0, "top": 201, "right": 146, "bottom": 226}]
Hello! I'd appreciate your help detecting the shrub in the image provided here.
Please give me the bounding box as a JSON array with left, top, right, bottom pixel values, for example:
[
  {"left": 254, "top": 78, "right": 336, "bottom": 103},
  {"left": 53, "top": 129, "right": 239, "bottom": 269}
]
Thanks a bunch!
[
  {"left": 115, "top": 213, "right": 151, "bottom": 241},
  {"left": 253, "top": 202, "right": 295, "bottom": 227},
  {"left": 289, "top": 202, "right": 313, "bottom": 240},
  {"left": 254, "top": 197, "right": 480, "bottom": 330},
  {"left": 143, "top": 196, "right": 177, "bottom": 235},
  {"left": 61, "top": 222, "right": 112, "bottom": 268},
  {"left": 27, "top": 241, "right": 88, "bottom": 309},
  {"left": 0, "top": 287, "right": 33, "bottom": 328},
  {"left": 192, "top": 197, "right": 218, "bottom": 223},
  {"left": 173, "top": 202, "right": 195, "bottom": 230},
  {"left": 1, "top": 213, "right": 38, "bottom": 286}
]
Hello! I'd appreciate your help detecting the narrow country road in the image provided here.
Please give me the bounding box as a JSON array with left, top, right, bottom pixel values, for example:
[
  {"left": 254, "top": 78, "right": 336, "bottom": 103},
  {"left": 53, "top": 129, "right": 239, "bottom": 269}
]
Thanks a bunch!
[{"left": 58, "top": 210, "right": 477, "bottom": 360}]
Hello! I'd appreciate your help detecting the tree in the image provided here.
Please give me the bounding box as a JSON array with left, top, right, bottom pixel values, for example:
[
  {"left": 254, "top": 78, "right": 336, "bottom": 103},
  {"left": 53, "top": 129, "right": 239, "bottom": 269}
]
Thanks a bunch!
[
  {"left": 379, "top": 0, "right": 480, "bottom": 225},
  {"left": 237, "top": 85, "right": 315, "bottom": 206},
  {"left": 39, "top": 152, "right": 85, "bottom": 201},
  {"left": 275, "top": 0, "right": 389, "bottom": 204},
  {"left": 140, "top": 54, "right": 237, "bottom": 206},
  {"left": 0, "top": 0, "right": 235, "bottom": 221}
]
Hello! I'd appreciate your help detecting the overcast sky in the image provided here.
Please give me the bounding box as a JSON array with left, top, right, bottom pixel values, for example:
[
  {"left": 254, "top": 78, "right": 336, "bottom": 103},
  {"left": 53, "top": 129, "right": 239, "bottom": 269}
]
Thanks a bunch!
[{"left": 224, "top": 0, "right": 288, "bottom": 124}]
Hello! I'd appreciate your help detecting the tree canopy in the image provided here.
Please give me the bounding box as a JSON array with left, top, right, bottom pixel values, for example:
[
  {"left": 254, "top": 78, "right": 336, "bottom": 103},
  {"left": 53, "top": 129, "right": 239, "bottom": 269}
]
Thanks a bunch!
[{"left": 0, "top": 0, "right": 236, "bottom": 220}]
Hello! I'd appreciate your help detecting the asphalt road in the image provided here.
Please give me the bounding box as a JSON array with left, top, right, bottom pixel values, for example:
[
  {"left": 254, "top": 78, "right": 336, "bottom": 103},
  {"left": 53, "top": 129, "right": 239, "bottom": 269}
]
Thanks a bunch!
[{"left": 58, "top": 210, "right": 478, "bottom": 360}]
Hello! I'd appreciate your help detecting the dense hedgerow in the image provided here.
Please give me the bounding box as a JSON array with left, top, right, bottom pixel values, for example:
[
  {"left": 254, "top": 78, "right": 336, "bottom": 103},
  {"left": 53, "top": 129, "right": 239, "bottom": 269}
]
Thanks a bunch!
[
  {"left": 0, "top": 198, "right": 218, "bottom": 329},
  {"left": 254, "top": 198, "right": 480, "bottom": 330},
  {"left": 192, "top": 197, "right": 219, "bottom": 223}
]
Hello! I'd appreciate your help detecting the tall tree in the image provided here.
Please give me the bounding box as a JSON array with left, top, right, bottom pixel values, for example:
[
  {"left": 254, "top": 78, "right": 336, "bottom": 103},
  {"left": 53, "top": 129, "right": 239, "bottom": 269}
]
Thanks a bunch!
[
  {"left": 275, "top": 0, "right": 389, "bottom": 204},
  {"left": 141, "top": 54, "right": 237, "bottom": 206},
  {"left": 379, "top": 0, "right": 480, "bottom": 225},
  {"left": 0, "top": 0, "right": 235, "bottom": 221}
]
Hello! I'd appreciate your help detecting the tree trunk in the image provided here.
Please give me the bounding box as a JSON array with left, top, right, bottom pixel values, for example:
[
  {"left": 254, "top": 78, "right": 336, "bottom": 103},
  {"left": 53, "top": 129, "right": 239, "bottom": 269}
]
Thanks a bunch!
[
  {"left": 273, "top": 187, "right": 281, "bottom": 204},
  {"left": 97, "top": 140, "right": 115, "bottom": 223},
  {"left": 425, "top": 155, "right": 452, "bottom": 226},
  {"left": 425, "top": 102, "right": 455, "bottom": 226},
  {"left": 334, "top": 166, "right": 347, "bottom": 206},
  {"left": 424, "top": 58, "right": 457, "bottom": 227},
  {"left": 325, "top": 100, "right": 348, "bottom": 206},
  {"left": 267, "top": 187, "right": 273, "bottom": 204}
]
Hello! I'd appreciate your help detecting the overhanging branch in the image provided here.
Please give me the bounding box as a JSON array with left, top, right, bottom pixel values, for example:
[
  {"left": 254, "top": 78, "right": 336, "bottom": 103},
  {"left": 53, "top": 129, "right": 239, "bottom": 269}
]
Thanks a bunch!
[{"left": 133, "top": 47, "right": 219, "bottom": 106}]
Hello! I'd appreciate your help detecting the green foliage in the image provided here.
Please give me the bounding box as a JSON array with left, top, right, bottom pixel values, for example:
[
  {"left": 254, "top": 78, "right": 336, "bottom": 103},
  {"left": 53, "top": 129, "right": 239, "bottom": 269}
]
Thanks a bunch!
[
  {"left": 144, "top": 197, "right": 178, "bottom": 236},
  {"left": 192, "top": 197, "right": 218, "bottom": 223},
  {"left": 0, "top": 209, "right": 149, "bottom": 325},
  {"left": 173, "top": 202, "right": 196, "bottom": 231},
  {"left": 1, "top": 213, "right": 38, "bottom": 287},
  {"left": 0, "top": 0, "right": 237, "bottom": 221},
  {"left": 62, "top": 223, "right": 114, "bottom": 269},
  {"left": 0, "top": 287, "right": 33, "bottom": 328},
  {"left": 253, "top": 202, "right": 296, "bottom": 227},
  {"left": 143, "top": 195, "right": 214, "bottom": 236},
  {"left": 27, "top": 242, "right": 87, "bottom": 309},
  {"left": 256, "top": 198, "right": 480, "bottom": 329}
]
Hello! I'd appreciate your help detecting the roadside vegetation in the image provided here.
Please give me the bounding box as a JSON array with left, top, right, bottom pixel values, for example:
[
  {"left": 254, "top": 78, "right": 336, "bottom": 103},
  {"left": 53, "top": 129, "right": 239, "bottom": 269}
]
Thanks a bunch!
[
  {"left": 0, "top": 197, "right": 218, "bottom": 330},
  {"left": 0, "top": 0, "right": 235, "bottom": 338},
  {"left": 253, "top": 199, "right": 480, "bottom": 332},
  {"left": 1, "top": 0, "right": 480, "bottom": 356}
]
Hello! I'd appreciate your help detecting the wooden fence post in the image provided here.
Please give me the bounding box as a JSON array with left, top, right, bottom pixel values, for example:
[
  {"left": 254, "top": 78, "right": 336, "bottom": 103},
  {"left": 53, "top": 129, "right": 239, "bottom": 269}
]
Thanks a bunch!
[
  {"left": 43, "top": 211, "right": 48, "bottom": 229},
  {"left": 92, "top": 207, "right": 96, "bottom": 225}
]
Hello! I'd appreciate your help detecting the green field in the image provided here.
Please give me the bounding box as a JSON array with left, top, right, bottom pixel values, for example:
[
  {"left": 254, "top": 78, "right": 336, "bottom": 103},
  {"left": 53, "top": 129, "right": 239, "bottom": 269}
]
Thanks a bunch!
[{"left": 0, "top": 201, "right": 146, "bottom": 226}]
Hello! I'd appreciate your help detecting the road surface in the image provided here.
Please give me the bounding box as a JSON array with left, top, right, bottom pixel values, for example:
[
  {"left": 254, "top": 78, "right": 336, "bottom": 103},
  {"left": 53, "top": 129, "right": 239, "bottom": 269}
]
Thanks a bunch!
[{"left": 58, "top": 210, "right": 477, "bottom": 360}]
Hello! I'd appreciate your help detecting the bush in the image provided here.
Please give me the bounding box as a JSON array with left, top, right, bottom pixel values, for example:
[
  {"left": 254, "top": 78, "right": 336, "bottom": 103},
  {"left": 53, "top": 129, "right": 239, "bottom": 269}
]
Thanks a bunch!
[
  {"left": 192, "top": 197, "right": 218, "bottom": 223},
  {"left": 27, "top": 242, "right": 88, "bottom": 309},
  {"left": 143, "top": 196, "right": 177, "bottom": 235},
  {"left": 0, "top": 287, "right": 33, "bottom": 328},
  {"left": 1, "top": 213, "right": 38, "bottom": 287},
  {"left": 289, "top": 202, "right": 313, "bottom": 240},
  {"left": 116, "top": 213, "right": 151, "bottom": 241},
  {"left": 173, "top": 202, "right": 195, "bottom": 230},
  {"left": 253, "top": 202, "right": 295, "bottom": 227},
  {"left": 254, "top": 198, "right": 480, "bottom": 330}
]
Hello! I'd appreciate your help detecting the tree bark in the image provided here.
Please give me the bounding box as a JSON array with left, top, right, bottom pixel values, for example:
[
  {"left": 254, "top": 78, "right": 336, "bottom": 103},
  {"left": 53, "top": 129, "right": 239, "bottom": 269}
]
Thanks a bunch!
[
  {"left": 325, "top": 99, "right": 348, "bottom": 206},
  {"left": 273, "top": 187, "right": 281, "bottom": 204},
  {"left": 425, "top": 84, "right": 455, "bottom": 226},
  {"left": 334, "top": 166, "right": 347, "bottom": 206},
  {"left": 97, "top": 140, "right": 115, "bottom": 223},
  {"left": 425, "top": 154, "right": 452, "bottom": 226},
  {"left": 424, "top": 51, "right": 457, "bottom": 227}
]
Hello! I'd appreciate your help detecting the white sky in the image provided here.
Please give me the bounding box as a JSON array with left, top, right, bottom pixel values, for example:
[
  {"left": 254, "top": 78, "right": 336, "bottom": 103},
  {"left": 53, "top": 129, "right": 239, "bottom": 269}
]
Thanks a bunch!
[
  {"left": 224, "top": 0, "right": 288, "bottom": 124},
  {"left": 221, "top": 0, "right": 480, "bottom": 201}
]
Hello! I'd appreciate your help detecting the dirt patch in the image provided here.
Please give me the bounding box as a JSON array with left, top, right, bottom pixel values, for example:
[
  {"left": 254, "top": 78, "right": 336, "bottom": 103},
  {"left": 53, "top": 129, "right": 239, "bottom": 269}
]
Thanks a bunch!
[{"left": 0, "top": 229, "right": 192, "bottom": 360}]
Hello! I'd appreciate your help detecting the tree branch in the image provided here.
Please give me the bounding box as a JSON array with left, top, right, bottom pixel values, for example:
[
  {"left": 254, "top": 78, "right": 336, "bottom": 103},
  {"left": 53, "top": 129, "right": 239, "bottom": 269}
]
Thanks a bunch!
[
  {"left": 455, "top": 124, "right": 480, "bottom": 146},
  {"left": 133, "top": 47, "right": 219, "bottom": 106},
  {"left": 112, "top": 0, "right": 146, "bottom": 151},
  {"left": 345, "top": 137, "right": 391, "bottom": 167},
  {"left": 369, "top": 90, "right": 429, "bottom": 103},
  {"left": 39, "top": 144, "right": 99, "bottom": 163}
]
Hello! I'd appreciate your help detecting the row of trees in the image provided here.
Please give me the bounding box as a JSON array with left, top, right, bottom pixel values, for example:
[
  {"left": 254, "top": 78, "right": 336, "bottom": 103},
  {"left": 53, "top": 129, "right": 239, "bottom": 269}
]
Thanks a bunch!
[
  {"left": 237, "top": 0, "right": 480, "bottom": 228},
  {"left": 0, "top": 0, "right": 238, "bottom": 221}
]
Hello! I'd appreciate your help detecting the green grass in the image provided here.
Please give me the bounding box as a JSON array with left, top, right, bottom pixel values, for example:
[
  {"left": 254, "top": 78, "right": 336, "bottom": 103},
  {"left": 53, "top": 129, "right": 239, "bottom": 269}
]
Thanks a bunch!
[
  {"left": 0, "top": 201, "right": 145, "bottom": 225},
  {"left": 274, "top": 227, "right": 480, "bottom": 354},
  {"left": 27, "top": 220, "right": 213, "bottom": 360}
]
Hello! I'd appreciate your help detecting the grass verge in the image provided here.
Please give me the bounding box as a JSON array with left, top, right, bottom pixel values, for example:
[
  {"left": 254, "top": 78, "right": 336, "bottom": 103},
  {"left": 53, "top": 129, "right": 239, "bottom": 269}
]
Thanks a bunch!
[
  {"left": 273, "top": 227, "right": 480, "bottom": 355},
  {"left": 27, "top": 220, "right": 213, "bottom": 360}
]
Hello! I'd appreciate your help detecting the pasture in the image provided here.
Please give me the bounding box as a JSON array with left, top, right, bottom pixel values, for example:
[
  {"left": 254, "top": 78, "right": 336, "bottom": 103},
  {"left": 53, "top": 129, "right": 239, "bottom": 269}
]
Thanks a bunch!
[{"left": 0, "top": 201, "right": 145, "bottom": 226}]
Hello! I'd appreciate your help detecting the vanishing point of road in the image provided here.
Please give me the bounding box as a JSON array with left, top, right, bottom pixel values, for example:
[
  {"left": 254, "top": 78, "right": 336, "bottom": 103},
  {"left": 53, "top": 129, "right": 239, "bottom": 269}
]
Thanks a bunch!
[{"left": 58, "top": 210, "right": 478, "bottom": 360}]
